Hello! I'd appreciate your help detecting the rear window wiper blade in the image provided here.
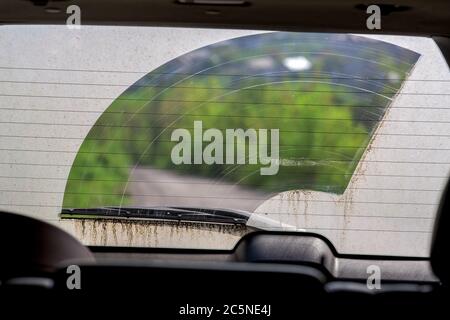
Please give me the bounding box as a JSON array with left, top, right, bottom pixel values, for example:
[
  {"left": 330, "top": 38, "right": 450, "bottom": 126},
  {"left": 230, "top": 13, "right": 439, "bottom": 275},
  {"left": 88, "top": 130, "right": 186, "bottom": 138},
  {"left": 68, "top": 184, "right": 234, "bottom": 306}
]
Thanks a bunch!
[{"left": 61, "top": 206, "right": 250, "bottom": 225}]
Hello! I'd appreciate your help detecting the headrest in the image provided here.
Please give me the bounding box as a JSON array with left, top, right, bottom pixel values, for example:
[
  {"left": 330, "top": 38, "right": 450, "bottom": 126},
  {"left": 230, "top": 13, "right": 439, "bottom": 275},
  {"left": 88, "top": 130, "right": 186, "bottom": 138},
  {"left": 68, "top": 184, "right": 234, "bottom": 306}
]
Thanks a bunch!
[
  {"left": 431, "top": 180, "right": 449, "bottom": 286},
  {"left": 0, "top": 211, "right": 94, "bottom": 279}
]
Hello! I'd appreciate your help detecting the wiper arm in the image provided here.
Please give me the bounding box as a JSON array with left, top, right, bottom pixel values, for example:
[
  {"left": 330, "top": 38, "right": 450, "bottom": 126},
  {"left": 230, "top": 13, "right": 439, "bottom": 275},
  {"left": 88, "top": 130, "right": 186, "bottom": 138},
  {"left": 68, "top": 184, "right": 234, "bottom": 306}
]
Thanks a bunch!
[{"left": 61, "top": 206, "right": 250, "bottom": 225}]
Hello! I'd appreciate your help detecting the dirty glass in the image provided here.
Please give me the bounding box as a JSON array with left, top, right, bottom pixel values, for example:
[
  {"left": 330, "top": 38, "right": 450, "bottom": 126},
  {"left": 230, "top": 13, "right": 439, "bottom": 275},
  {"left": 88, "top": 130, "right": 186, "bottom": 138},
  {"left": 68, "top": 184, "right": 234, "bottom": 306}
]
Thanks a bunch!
[{"left": 1, "top": 26, "right": 449, "bottom": 256}]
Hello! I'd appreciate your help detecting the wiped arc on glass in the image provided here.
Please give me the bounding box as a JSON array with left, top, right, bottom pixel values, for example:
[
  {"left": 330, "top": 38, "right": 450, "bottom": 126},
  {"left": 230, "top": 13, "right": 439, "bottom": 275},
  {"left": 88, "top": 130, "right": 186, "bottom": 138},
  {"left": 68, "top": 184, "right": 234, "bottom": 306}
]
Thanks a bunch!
[{"left": 62, "top": 32, "right": 420, "bottom": 210}]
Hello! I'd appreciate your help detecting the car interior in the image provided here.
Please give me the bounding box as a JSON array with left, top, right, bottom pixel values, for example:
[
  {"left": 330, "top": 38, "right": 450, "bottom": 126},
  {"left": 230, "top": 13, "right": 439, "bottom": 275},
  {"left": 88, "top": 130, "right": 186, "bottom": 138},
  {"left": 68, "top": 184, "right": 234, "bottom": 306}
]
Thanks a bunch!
[{"left": 0, "top": 0, "right": 449, "bottom": 317}]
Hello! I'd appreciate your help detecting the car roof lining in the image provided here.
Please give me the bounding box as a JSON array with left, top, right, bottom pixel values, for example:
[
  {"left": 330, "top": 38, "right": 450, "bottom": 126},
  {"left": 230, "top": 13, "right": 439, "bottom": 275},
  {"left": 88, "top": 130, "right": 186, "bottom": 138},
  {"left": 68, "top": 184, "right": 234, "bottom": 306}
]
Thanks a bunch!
[{"left": 0, "top": 0, "right": 449, "bottom": 37}]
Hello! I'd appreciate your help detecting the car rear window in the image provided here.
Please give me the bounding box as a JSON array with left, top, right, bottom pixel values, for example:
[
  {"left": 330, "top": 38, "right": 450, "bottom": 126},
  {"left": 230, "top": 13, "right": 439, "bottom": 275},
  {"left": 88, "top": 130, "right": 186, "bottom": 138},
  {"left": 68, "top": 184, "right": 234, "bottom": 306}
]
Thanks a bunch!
[{"left": 0, "top": 26, "right": 449, "bottom": 256}]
